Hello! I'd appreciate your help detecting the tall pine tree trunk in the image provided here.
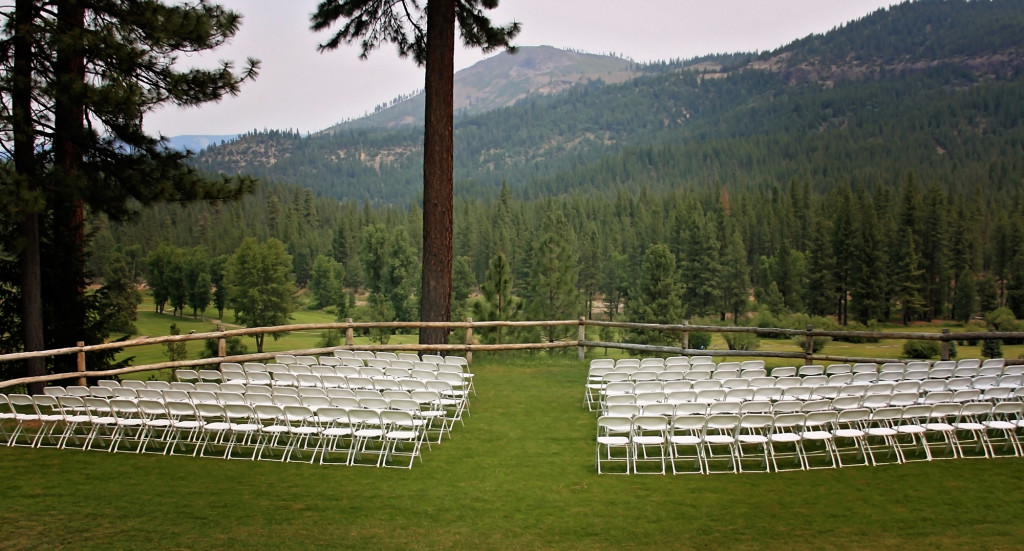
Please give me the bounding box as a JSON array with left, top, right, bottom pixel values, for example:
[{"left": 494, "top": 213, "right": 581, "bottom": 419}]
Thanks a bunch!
[
  {"left": 52, "top": 0, "right": 88, "bottom": 369},
  {"left": 419, "top": 0, "right": 455, "bottom": 349},
  {"left": 14, "top": 0, "right": 46, "bottom": 394}
]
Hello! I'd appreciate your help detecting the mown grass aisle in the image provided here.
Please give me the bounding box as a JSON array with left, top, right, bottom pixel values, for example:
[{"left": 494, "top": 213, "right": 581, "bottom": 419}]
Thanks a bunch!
[{"left": 3, "top": 356, "right": 1024, "bottom": 550}]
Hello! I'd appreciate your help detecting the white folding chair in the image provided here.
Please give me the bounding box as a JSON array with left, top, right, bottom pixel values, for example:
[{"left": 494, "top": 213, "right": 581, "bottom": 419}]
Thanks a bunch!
[
  {"left": 831, "top": 408, "right": 870, "bottom": 467},
  {"left": 596, "top": 415, "right": 632, "bottom": 474},
  {"left": 701, "top": 413, "right": 740, "bottom": 474},
  {"left": 735, "top": 413, "right": 773, "bottom": 473},
  {"left": 631, "top": 415, "right": 669, "bottom": 475},
  {"left": 668, "top": 414, "right": 705, "bottom": 474},
  {"left": 863, "top": 407, "right": 903, "bottom": 465},
  {"left": 767, "top": 413, "right": 805, "bottom": 472}
]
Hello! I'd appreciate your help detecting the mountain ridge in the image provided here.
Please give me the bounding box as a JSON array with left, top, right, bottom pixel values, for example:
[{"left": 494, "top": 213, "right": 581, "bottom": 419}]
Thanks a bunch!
[
  {"left": 192, "top": 0, "right": 1024, "bottom": 204},
  {"left": 323, "top": 45, "right": 641, "bottom": 132}
]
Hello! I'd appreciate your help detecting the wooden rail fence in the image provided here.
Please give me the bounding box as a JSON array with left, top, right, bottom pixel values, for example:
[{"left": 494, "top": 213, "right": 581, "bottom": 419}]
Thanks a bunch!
[{"left": 1, "top": 317, "right": 1022, "bottom": 389}]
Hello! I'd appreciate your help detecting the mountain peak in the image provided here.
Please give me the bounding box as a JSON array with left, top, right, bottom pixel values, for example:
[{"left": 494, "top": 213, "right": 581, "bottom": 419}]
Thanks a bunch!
[{"left": 323, "top": 46, "right": 640, "bottom": 132}]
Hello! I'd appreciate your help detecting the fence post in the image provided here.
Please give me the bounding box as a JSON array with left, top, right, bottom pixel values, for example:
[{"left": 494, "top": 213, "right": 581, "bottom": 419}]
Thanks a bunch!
[
  {"left": 578, "top": 317, "right": 586, "bottom": 361},
  {"left": 681, "top": 321, "right": 689, "bottom": 351},
  {"left": 345, "top": 318, "right": 354, "bottom": 347},
  {"left": 940, "top": 328, "right": 951, "bottom": 361},
  {"left": 217, "top": 324, "right": 226, "bottom": 357},
  {"left": 76, "top": 341, "right": 86, "bottom": 386},
  {"left": 465, "top": 317, "right": 474, "bottom": 364},
  {"left": 804, "top": 325, "right": 814, "bottom": 364}
]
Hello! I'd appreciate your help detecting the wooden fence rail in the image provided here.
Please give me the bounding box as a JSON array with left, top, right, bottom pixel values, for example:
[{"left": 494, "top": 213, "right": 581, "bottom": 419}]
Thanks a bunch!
[{"left": 1, "top": 317, "right": 1021, "bottom": 389}]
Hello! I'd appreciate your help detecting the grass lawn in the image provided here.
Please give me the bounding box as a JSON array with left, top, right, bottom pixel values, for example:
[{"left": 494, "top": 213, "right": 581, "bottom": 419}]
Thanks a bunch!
[{"left": 3, "top": 354, "right": 1024, "bottom": 550}]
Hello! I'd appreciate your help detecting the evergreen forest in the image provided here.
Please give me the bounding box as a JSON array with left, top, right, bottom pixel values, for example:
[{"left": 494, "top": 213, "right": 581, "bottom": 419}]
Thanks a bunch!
[{"left": 86, "top": 0, "right": 1024, "bottom": 340}]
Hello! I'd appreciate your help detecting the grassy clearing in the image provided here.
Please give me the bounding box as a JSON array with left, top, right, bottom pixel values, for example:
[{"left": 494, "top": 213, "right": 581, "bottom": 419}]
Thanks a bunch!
[{"left": 3, "top": 354, "right": 1024, "bottom": 550}]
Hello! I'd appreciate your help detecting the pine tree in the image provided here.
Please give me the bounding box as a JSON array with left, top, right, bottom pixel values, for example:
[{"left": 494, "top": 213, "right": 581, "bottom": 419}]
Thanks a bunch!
[
  {"left": 312, "top": 0, "right": 520, "bottom": 348},
  {"left": 100, "top": 251, "right": 141, "bottom": 335},
  {"left": 165, "top": 323, "right": 187, "bottom": 362},
  {"left": 626, "top": 244, "right": 683, "bottom": 345},
  {"left": 525, "top": 212, "right": 581, "bottom": 342},
  {"left": 892, "top": 229, "right": 927, "bottom": 325},
  {"left": 952, "top": 268, "right": 978, "bottom": 323},
  {"left": 804, "top": 216, "right": 838, "bottom": 317},
  {"left": 719, "top": 227, "right": 750, "bottom": 324},
  {"left": 0, "top": 0, "right": 258, "bottom": 392},
  {"left": 472, "top": 252, "right": 521, "bottom": 344}
]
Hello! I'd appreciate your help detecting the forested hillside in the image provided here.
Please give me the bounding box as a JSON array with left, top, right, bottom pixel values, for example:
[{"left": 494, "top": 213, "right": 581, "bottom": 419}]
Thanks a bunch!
[{"left": 101, "top": 0, "right": 1024, "bottom": 337}]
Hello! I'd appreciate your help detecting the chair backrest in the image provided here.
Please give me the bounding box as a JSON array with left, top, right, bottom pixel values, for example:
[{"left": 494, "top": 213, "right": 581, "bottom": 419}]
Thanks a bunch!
[
  {"left": 851, "top": 363, "right": 878, "bottom": 374},
  {"left": 771, "top": 366, "right": 798, "bottom": 378},
  {"left": 673, "top": 402, "right": 707, "bottom": 416},
  {"left": 597, "top": 415, "right": 633, "bottom": 435},
  {"left": 317, "top": 356, "right": 342, "bottom": 366},
  {"left": 825, "top": 364, "right": 852, "bottom": 375},
  {"left": 704, "top": 413, "right": 740, "bottom": 434}
]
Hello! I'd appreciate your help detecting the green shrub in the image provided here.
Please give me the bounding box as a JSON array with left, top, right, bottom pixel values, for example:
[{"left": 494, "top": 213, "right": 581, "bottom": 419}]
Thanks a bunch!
[
  {"left": 316, "top": 329, "right": 343, "bottom": 348},
  {"left": 985, "top": 308, "right": 1024, "bottom": 344},
  {"left": 792, "top": 335, "right": 830, "bottom": 353},
  {"left": 724, "top": 332, "right": 760, "bottom": 351},
  {"left": 903, "top": 339, "right": 940, "bottom": 359},
  {"left": 835, "top": 321, "right": 881, "bottom": 343},
  {"left": 751, "top": 311, "right": 784, "bottom": 338},
  {"left": 688, "top": 331, "right": 712, "bottom": 350},
  {"left": 959, "top": 319, "right": 987, "bottom": 346},
  {"left": 981, "top": 334, "right": 1003, "bottom": 359},
  {"left": 201, "top": 332, "right": 248, "bottom": 358}
]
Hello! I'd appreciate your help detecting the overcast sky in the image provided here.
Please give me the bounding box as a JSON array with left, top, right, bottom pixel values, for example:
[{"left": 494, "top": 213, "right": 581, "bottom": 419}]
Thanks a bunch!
[{"left": 145, "top": 0, "right": 900, "bottom": 137}]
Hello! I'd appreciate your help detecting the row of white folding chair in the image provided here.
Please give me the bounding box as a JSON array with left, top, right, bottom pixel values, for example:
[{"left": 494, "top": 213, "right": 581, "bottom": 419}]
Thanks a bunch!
[
  {"left": 332, "top": 350, "right": 470, "bottom": 369},
  {"left": 14, "top": 389, "right": 445, "bottom": 460},
  {"left": 225, "top": 360, "right": 468, "bottom": 379},
  {"left": 598, "top": 410, "right": 838, "bottom": 475},
  {"left": 592, "top": 355, "right": 723, "bottom": 367},
  {"left": 36, "top": 384, "right": 452, "bottom": 415},
  {"left": 599, "top": 375, "right": 1023, "bottom": 402},
  {"left": 603, "top": 386, "right": 1022, "bottom": 416},
  {"left": 255, "top": 370, "right": 469, "bottom": 395},
  {"left": 40, "top": 394, "right": 427, "bottom": 466},
  {"left": 600, "top": 401, "right": 1023, "bottom": 475}
]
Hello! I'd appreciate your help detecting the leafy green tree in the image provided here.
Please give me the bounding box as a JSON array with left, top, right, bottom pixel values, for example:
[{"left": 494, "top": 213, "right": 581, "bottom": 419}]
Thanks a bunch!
[
  {"left": 100, "top": 251, "right": 141, "bottom": 335},
  {"left": 209, "top": 255, "right": 229, "bottom": 320},
  {"left": 165, "top": 250, "right": 188, "bottom": 317},
  {"left": 226, "top": 238, "right": 296, "bottom": 353},
  {"left": 0, "top": 0, "right": 258, "bottom": 393},
  {"left": 310, "top": 255, "right": 345, "bottom": 310},
  {"left": 146, "top": 244, "right": 176, "bottom": 314},
  {"left": 312, "top": 0, "right": 520, "bottom": 347},
  {"left": 525, "top": 212, "right": 581, "bottom": 342},
  {"left": 626, "top": 244, "right": 683, "bottom": 346},
  {"left": 472, "top": 251, "right": 521, "bottom": 344},
  {"left": 184, "top": 247, "right": 212, "bottom": 320}
]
